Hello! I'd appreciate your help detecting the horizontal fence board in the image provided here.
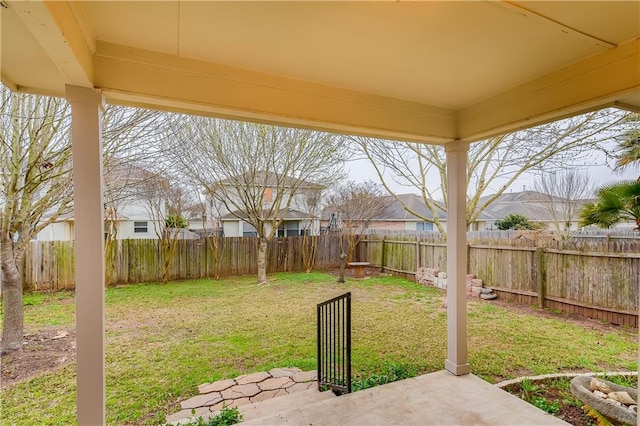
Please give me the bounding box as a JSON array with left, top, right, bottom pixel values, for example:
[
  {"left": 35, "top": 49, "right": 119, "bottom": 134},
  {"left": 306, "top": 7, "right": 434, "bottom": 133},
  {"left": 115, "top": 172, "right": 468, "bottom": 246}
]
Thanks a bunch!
[
  {"left": 361, "top": 232, "right": 640, "bottom": 327},
  {"left": 22, "top": 235, "right": 344, "bottom": 290}
]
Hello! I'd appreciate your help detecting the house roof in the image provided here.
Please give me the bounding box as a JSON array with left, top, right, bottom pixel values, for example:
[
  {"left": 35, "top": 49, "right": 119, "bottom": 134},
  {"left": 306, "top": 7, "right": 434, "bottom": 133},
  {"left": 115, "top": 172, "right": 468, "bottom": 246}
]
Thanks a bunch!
[
  {"left": 220, "top": 208, "right": 313, "bottom": 221},
  {"left": 372, "top": 194, "right": 446, "bottom": 222},
  {"left": 358, "top": 190, "right": 591, "bottom": 223},
  {"left": 213, "top": 171, "right": 325, "bottom": 191},
  {"left": 3, "top": 2, "right": 638, "bottom": 145},
  {"left": 476, "top": 190, "right": 591, "bottom": 222}
]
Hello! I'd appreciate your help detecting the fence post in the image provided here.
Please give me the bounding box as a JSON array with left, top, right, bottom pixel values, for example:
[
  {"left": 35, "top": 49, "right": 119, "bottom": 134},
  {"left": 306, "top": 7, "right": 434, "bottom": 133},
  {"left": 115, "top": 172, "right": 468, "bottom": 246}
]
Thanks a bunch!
[
  {"left": 415, "top": 236, "right": 420, "bottom": 274},
  {"left": 536, "top": 247, "right": 545, "bottom": 308},
  {"left": 380, "top": 237, "right": 386, "bottom": 273}
]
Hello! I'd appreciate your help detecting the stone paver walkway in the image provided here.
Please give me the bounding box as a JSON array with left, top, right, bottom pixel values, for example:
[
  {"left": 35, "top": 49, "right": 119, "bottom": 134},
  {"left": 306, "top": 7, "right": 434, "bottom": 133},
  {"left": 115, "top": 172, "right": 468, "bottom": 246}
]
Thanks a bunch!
[{"left": 166, "top": 367, "right": 317, "bottom": 424}]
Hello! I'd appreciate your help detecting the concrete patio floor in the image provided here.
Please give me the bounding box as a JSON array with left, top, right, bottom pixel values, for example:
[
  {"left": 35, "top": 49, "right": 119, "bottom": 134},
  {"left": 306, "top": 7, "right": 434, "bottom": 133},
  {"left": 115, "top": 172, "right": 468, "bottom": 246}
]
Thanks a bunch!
[{"left": 242, "top": 370, "right": 569, "bottom": 426}]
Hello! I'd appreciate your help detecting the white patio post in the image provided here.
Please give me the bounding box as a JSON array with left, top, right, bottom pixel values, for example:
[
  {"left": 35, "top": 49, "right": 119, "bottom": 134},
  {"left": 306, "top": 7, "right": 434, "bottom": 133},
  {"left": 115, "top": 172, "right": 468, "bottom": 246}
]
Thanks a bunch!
[
  {"left": 66, "top": 85, "right": 106, "bottom": 425},
  {"left": 444, "top": 140, "right": 470, "bottom": 376}
]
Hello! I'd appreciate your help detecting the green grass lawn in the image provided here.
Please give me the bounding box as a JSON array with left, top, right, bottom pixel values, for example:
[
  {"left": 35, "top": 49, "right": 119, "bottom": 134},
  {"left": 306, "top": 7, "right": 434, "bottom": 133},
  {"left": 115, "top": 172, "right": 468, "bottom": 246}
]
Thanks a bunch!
[{"left": 1, "top": 272, "right": 637, "bottom": 425}]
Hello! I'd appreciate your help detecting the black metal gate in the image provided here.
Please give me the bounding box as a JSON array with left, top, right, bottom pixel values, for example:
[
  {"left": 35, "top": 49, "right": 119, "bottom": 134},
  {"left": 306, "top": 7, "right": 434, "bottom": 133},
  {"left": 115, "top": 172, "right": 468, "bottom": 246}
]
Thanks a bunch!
[{"left": 317, "top": 292, "right": 351, "bottom": 394}]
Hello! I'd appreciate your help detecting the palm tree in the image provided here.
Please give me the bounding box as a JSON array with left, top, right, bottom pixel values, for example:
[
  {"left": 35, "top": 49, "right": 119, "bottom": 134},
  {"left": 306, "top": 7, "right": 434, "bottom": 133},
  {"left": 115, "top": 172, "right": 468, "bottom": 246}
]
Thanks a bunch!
[
  {"left": 614, "top": 113, "right": 640, "bottom": 175},
  {"left": 615, "top": 130, "right": 640, "bottom": 173},
  {"left": 580, "top": 180, "right": 640, "bottom": 231}
]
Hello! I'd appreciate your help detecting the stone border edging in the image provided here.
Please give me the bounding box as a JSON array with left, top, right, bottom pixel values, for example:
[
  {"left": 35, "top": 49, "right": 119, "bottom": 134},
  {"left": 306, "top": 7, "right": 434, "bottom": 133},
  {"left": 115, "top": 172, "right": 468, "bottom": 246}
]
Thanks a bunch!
[
  {"left": 570, "top": 375, "right": 637, "bottom": 425},
  {"left": 495, "top": 371, "right": 638, "bottom": 389}
]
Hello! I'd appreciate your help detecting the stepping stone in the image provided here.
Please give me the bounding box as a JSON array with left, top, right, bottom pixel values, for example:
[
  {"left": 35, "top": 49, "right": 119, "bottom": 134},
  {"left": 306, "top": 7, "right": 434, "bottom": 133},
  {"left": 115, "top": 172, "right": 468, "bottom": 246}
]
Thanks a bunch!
[
  {"left": 287, "top": 382, "right": 312, "bottom": 394},
  {"left": 198, "top": 378, "right": 236, "bottom": 394},
  {"left": 235, "top": 371, "right": 271, "bottom": 385},
  {"left": 268, "top": 367, "right": 302, "bottom": 378},
  {"left": 166, "top": 407, "right": 211, "bottom": 424},
  {"left": 292, "top": 370, "right": 317, "bottom": 383},
  {"left": 249, "top": 389, "right": 279, "bottom": 403},
  {"left": 221, "top": 387, "right": 246, "bottom": 400},
  {"left": 231, "top": 383, "right": 261, "bottom": 398},
  {"left": 259, "top": 376, "right": 294, "bottom": 391},
  {"left": 180, "top": 392, "right": 223, "bottom": 409},
  {"left": 206, "top": 396, "right": 252, "bottom": 414}
]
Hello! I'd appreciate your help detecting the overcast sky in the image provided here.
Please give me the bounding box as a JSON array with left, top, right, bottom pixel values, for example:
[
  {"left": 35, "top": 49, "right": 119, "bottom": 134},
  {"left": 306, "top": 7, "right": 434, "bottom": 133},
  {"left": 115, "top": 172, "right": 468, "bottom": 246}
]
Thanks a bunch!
[{"left": 346, "top": 149, "right": 639, "bottom": 198}]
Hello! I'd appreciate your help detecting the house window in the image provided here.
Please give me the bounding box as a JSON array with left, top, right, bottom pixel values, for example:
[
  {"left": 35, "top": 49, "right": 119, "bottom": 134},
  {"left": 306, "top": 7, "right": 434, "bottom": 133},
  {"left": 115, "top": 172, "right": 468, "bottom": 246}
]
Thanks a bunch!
[
  {"left": 278, "top": 221, "right": 300, "bottom": 237},
  {"left": 134, "top": 221, "right": 148, "bottom": 233},
  {"left": 242, "top": 222, "right": 258, "bottom": 237},
  {"left": 416, "top": 222, "right": 433, "bottom": 231}
]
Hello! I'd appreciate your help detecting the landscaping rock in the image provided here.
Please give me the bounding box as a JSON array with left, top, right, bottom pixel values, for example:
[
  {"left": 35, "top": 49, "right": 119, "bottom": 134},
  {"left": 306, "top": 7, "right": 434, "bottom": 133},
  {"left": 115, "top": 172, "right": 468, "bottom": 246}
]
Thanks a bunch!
[
  {"left": 571, "top": 375, "right": 637, "bottom": 425},
  {"left": 593, "top": 390, "right": 607, "bottom": 398},
  {"left": 480, "top": 287, "right": 494, "bottom": 294},
  {"left": 590, "top": 378, "right": 612, "bottom": 394},
  {"left": 608, "top": 391, "right": 636, "bottom": 405},
  {"left": 480, "top": 293, "right": 497, "bottom": 300}
]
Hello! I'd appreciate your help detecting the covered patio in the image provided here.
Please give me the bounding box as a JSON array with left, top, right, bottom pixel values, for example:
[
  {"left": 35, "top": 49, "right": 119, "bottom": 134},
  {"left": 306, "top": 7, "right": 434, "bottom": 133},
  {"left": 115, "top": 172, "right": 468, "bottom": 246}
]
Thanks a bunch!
[
  {"left": 2, "top": 1, "right": 639, "bottom": 424},
  {"left": 240, "top": 371, "right": 567, "bottom": 426}
]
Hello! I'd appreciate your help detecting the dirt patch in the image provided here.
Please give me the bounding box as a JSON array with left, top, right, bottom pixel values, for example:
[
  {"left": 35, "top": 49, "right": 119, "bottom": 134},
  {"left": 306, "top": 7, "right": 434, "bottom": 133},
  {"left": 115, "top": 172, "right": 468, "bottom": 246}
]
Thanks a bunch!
[
  {"left": 327, "top": 265, "right": 383, "bottom": 279},
  {"left": 1, "top": 329, "right": 76, "bottom": 389},
  {"left": 504, "top": 380, "right": 599, "bottom": 426},
  {"left": 484, "top": 298, "right": 631, "bottom": 335}
]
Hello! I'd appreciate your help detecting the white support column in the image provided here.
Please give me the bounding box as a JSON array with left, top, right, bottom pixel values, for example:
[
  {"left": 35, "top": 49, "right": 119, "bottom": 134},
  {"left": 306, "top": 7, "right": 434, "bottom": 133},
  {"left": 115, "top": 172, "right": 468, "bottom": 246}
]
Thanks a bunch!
[
  {"left": 66, "top": 85, "right": 106, "bottom": 425},
  {"left": 444, "top": 140, "right": 470, "bottom": 376}
]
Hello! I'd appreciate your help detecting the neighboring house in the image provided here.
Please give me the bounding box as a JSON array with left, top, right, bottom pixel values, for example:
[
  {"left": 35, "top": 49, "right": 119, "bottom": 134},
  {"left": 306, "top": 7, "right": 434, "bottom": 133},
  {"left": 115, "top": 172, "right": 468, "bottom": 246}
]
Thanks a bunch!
[
  {"left": 472, "top": 190, "right": 590, "bottom": 231},
  {"left": 332, "top": 190, "right": 603, "bottom": 234},
  {"left": 204, "top": 171, "right": 325, "bottom": 237},
  {"left": 36, "top": 162, "right": 188, "bottom": 241},
  {"left": 35, "top": 213, "right": 75, "bottom": 241},
  {"left": 221, "top": 208, "right": 319, "bottom": 237},
  {"left": 35, "top": 197, "right": 166, "bottom": 241},
  {"left": 321, "top": 193, "right": 446, "bottom": 233}
]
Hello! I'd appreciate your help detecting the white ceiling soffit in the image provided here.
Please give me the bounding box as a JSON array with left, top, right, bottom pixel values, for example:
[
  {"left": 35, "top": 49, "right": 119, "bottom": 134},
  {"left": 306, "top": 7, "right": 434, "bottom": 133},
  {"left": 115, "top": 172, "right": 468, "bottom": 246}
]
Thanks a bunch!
[{"left": 1, "top": 1, "right": 639, "bottom": 144}]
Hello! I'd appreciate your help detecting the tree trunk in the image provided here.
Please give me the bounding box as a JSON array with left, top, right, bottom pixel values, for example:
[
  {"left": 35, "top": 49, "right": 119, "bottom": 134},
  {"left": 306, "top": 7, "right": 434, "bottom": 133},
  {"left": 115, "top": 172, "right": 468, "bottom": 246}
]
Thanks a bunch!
[
  {"left": 1, "top": 238, "right": 24, "bottom": 352},
  {"left": 337, "top": 252, "right": 346, "bottom": 283},
  {"left": 257, "top": 237, "right": 268, "bottom": 284}
]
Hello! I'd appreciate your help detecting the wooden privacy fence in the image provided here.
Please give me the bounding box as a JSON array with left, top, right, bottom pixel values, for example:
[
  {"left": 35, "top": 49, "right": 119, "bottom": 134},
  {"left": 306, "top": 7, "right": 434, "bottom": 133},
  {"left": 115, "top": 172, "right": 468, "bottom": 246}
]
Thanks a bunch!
[
  {"left": 22, "top": 235, "right": 344, "bottom": 291},
  {"left": 359, "top": 234, "right": 640, "bottom": 327}
]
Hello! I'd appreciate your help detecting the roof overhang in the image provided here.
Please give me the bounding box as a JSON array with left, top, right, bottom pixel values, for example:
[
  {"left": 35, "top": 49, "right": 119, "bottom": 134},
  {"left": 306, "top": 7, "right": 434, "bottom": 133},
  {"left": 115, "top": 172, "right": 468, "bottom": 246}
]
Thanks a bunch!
[{"left": 1, "top": 1, "right": 639, "bottom": 144}]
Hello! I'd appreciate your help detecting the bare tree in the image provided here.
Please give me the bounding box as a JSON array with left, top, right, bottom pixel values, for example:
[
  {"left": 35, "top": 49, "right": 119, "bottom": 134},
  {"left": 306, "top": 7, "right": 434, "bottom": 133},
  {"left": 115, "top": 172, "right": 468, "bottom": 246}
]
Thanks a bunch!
[
  {"left": 102, "top": 106, "right": 173, "bottom": 282},
  {"left": 534, "top": 171, "right": 594, "bottom": 239},
  {"left": 185, "top": 189, "right": 222, "bottom": 278},
  {"left": 0, "top": 87, "right": 72, "bottom": 351},
  {"left": 137, "top": 172, "right": 191, "bottom": 283},
  {"left": 0, "top": 82, "right": 169, "bottom": 350},
  {"left": 168, "top": 117, "right": 345, "bottom": 284},
  {"left": 300, "top": 189, "right": 323, "bottom": 273},
  {"left": 352, "top": 108, "right": 632, "bottom": 234},
  {"left": 324, "top": 181, "right": 392, "bottom": 281}
]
